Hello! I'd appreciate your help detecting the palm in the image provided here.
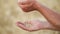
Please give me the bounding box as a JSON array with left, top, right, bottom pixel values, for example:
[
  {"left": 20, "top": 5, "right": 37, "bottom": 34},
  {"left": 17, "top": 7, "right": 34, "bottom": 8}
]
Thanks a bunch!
[{"left": 18, "top": 0, "right": 37, "bottom": 12}]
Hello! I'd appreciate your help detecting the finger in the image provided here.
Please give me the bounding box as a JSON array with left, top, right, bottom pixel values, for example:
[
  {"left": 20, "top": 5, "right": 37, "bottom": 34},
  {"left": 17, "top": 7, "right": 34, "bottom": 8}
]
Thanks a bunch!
[
  {"left": 18, "top": 0, "right": 27, "bottom": 3},
  {"left": 16, "top": 21, "right": 33, "bottom": 31}
]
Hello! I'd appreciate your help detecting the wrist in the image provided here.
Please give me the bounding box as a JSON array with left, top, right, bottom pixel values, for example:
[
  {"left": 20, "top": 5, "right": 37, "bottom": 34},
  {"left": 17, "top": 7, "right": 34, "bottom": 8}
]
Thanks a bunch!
[
  {"left": 38, "top": 21, "right": 60, "bottom": 31},
  {"left": 33, "top": 2, "right": 41, "bottom": 11}
]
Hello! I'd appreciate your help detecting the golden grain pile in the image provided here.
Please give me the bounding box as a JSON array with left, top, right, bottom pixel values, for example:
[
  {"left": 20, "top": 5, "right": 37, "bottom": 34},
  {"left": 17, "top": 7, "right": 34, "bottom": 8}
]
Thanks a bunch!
[{"left": 0, "top": 0, "right": 60, "bottom": 34}]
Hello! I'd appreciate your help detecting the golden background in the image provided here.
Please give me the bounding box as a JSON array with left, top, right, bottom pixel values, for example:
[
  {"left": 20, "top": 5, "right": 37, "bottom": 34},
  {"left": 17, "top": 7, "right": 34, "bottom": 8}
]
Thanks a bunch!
[{"left": 0, "top": 0, "right": 60, "bottom": 34}]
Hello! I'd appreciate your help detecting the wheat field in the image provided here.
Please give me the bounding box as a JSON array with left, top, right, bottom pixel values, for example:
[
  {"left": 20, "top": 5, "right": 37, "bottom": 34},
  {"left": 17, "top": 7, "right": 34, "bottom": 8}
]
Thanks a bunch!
[{"left": 0, "top": 0, "right": 60, "bottom": 34}]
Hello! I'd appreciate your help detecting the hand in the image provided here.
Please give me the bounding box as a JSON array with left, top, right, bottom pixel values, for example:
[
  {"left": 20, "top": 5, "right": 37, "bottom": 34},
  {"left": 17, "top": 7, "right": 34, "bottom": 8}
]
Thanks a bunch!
[
  {"left": 16, "top": 20, "right": 42, "bottom": 31},
  {"left": 18, "top": 0, "right": 38, "bottom": 12},
  {"left": 16, "top": 19, "right": 57, "bottom": 32}
]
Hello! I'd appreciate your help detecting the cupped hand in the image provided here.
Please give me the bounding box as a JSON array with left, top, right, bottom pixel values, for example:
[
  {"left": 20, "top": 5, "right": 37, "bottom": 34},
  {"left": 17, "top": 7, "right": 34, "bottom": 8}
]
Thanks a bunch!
[
  {"left": 18, "top": 0, "right": 38, "bottom": 12},
  {"left": 16, "top": 20, "right": 42, "bottom": 31}
]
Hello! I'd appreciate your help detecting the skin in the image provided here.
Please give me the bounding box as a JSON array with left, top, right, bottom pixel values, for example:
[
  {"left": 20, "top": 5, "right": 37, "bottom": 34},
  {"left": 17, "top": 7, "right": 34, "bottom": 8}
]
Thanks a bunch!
[{"left": 17, "top": 0, "right": 60, "bottom": 32}]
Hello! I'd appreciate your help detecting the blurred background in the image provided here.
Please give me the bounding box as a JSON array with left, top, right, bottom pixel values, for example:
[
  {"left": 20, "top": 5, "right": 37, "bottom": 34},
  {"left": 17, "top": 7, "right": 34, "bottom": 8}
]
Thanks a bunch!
[{"left": 0, "top": 0, "right": 60, "bottom": 34}]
